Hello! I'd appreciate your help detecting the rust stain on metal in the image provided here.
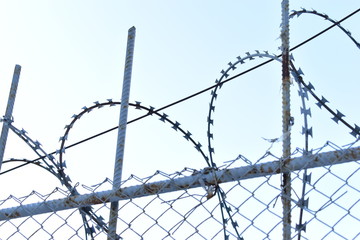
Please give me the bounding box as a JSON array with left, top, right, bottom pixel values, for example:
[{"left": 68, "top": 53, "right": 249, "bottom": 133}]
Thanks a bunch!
[
  {"left": 115, "top": 189, "right": 125, "bottom": 198},
  {"left": 283, "top": 157, "right": 291, "bottom": 165},
  {"left": 248, "top": 167, "right": 258, "bottom": 174},
  {"left": 63, "top": 195, "right": 104, "bottom": 207},
  {"left": 101, "top": 196, "right": 108, "bottom": 202},
  {"left": 350, "top": 150, "right": 357, "bottom": 160},
  {"left": 84, "top": 195, "right": 104, "bottom": 205},
  {"left": 64, "top": 198, "right": 73, "bottom": 206},
  {"left": 178, "top": 184, "right": 190, "bottom": 189},
  {"left": 144, "top": 183, "right": 162, "bottom": 194},
  {"left": 5, "top": 211, "right": 20, "bottom": 219}
]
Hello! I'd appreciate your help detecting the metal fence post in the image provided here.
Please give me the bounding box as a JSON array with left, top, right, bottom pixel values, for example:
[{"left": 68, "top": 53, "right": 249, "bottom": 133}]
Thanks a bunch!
[
  {"left": 107, "top": 26, "right": 136, "bottom": 240},
  {"left": 280, "top": 1, "right": 292, "bottom": 239},
  {"left": 0, "top": 65, "right": 21, "bottom": 172}
]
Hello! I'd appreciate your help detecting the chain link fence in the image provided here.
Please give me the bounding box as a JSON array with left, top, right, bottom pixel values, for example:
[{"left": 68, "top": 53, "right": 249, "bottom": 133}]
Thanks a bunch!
[{"left": 0, "top": 142, "right": 359, "bottom": 239}]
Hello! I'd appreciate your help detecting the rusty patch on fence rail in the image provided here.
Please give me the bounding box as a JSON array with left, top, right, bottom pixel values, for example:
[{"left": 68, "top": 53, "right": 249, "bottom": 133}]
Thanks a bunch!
[
  {"left": 5, "top": 211, "right": 20, "bottom": 219},
  {"left": 144, "top": 183, "right": 162, "bottom": 194}
]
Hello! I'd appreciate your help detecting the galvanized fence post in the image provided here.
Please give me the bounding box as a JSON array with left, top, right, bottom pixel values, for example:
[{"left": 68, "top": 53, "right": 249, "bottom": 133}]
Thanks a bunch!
[
  {"left": 0, "top": 65, "right": 21, "bottom": 172},
  {"left": 108, "top": 26, "right": 136, "bottom": 240},
  {"left": 280, "top": 1, "right": 292, "bottom": 239}
]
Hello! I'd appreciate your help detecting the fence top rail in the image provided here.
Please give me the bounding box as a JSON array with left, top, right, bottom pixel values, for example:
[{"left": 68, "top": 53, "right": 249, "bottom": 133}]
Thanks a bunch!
[{"left": 0, "top": 145, "right": 359, "bottom": 221}]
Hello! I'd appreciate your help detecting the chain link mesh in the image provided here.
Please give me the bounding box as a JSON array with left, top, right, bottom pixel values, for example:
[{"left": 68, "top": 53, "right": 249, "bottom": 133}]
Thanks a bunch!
[{"left": 1, "top": 142, "right": 359, "bottom": 239}]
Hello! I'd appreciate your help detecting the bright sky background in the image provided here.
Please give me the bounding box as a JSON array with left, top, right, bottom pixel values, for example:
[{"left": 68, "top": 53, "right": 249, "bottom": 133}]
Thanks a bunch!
[{"left": 0, "top": 0, "right": 359, "bottom": 203}]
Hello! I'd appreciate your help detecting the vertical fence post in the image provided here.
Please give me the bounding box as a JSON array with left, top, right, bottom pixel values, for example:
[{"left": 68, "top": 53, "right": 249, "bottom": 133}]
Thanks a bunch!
[
  {"left": 280, "top": 1, "right": 292, "bottom": 239},
  {"left": 0, "top": 65, "right": 21, "bottom": 172},
  {"left": 107, "top": 26, "right": 136, "bottom": 240}
]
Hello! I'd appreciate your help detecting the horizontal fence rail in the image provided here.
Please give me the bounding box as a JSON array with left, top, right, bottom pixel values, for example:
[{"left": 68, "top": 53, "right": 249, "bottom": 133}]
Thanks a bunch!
[
  {"left": 1, "top": 146, "right": 359, "bottom": 221},
  {"left": 0, "top": 144, "right": 359, "bottom": 239}
]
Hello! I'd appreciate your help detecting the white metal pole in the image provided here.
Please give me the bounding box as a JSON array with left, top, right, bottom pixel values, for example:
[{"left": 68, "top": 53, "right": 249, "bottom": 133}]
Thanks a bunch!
[
  {"left": 0, "top": 65, "right": 21, "bottom": 172},
  {"left": 280, "top": 1, "right": 292, "bottom": 239},
  {"left": 108, "top": 26, "right": 136, "bottom": 240}
]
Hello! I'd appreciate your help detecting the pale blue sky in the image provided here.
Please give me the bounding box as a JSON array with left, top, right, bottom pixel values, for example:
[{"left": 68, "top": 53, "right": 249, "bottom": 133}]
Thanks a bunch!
[{"left": 0, "top": 0, "right": 359, "bottom": 196}]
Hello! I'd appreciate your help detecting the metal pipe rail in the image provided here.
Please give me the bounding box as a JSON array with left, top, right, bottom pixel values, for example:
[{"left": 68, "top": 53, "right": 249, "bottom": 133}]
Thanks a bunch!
[
  {"left": 0, "top": 65, "right": 21, "bottom": 172},
  {"left": 1, "top": 146, "right": 359, "bottom": 221}
]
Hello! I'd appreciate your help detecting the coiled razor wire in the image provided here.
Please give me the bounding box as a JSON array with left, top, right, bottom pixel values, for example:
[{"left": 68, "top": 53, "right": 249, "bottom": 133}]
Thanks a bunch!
[
  {"left": 57, "top": 100, "right": 244, "bottom": 239},
  {"left": 290, "top": 8, "right": 360, "bottom": 49},
  {"left": 0, "top": 117, "right": 108, "bottom": 239}
]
